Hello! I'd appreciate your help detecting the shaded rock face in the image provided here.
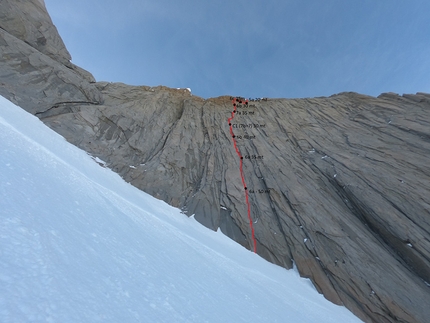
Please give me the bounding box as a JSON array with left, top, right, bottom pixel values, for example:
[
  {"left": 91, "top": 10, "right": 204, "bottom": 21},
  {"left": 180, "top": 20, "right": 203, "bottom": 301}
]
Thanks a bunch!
[
  {"left": 1, "top": 1, "right": 429, "bottom": 322},
  {"left": 0, "top": 0, "right": 101, "bottom": 113}
]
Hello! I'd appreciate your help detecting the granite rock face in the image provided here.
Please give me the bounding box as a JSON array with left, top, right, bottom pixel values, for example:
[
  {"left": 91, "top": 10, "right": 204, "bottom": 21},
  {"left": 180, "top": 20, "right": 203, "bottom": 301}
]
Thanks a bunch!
[
  {"left": 0, "top": 0, "right": 102, "bottom": 113},
  {"left": 1, "top": 1, "right": 430, "bottom": 322}
]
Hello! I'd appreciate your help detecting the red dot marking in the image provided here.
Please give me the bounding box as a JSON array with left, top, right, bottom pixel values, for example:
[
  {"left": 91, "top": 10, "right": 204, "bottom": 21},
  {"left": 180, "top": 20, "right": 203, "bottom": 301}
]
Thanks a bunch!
[{"left": 227, "top": 98, "right": 257, "bottom": 253}]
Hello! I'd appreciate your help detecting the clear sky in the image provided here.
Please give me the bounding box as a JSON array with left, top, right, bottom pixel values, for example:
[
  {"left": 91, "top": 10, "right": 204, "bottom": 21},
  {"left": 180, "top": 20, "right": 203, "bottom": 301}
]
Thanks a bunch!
[{"left": 44, "top": 0, "right": 430, "bottom": 99}]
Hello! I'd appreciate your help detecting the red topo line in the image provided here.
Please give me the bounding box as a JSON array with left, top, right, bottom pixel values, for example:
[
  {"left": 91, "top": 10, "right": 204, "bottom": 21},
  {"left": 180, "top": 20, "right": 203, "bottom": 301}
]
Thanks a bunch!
[{"left": 228, "top": 98, "right": 257, "bottom": 253}]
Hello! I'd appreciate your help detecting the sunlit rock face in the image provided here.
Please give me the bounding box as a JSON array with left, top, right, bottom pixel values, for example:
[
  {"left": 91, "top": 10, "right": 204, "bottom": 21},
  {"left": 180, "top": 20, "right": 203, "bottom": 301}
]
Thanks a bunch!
[{"left": 1, "top": 1, "right": 429, "bottom": 322}]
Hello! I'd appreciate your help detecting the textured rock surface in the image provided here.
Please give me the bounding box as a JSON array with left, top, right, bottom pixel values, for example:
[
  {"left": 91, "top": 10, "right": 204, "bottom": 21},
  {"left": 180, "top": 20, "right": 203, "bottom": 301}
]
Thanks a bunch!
[
  {"left": 0, "top": 0, "right": 102, "bottom": 113},
  {"left": 1, "top": 1, "right": 430, "bottom": 322}
]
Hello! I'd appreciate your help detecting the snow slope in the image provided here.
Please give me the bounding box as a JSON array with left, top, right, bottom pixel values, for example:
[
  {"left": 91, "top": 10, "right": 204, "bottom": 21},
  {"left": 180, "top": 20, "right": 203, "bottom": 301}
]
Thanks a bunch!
[{"left": 0, "top": 95, "right": 362, "bottom": 322}]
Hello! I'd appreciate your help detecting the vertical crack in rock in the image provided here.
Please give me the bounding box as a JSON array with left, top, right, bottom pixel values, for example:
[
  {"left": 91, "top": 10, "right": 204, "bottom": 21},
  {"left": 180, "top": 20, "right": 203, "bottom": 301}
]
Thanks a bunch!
[{"left": 1, "top": 1, "right": 430, "bottom": 322}]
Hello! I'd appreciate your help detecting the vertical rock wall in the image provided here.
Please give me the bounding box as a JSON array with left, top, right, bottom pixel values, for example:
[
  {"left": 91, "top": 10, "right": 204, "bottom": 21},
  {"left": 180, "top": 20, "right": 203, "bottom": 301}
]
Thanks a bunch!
[{"left": 1, "top": 1, "right": 429, "bottom": 322}]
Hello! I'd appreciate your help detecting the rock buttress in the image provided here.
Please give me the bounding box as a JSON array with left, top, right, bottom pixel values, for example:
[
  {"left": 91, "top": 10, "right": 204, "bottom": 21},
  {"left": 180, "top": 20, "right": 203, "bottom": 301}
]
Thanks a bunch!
[{"left": 1, "top": 1, "right": 430, "bottom": 322}]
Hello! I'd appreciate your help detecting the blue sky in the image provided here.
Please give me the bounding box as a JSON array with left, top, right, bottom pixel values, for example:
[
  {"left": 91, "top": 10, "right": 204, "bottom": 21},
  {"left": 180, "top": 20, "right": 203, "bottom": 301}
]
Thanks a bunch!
[{"left": 45, "top": 0, "right": 430, "bottom": 99}]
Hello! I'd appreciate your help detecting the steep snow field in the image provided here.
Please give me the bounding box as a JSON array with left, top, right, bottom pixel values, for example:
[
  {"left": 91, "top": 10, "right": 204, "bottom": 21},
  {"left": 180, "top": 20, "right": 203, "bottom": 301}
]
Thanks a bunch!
[{"left": 0, "top": 95, "right": 362, "bottom": 322}]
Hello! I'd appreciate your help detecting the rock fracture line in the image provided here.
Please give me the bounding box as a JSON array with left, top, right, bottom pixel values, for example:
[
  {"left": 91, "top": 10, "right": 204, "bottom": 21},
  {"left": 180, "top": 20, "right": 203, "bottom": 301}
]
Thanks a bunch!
[{"left": 228, "top": 97, "right": 257, "bottom": 253}]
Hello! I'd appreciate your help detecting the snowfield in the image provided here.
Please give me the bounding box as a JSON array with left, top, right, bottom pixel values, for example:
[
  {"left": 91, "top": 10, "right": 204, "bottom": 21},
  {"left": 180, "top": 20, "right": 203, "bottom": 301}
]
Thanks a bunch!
[{"left": 0, "top": 95, "right": 362, "bottom": 322}]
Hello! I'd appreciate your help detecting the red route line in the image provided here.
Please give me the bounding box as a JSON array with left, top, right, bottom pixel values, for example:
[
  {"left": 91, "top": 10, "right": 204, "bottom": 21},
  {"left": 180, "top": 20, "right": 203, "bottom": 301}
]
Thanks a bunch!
[{"left": 228, "top": 98, "right": 257, "bottom": 253}]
